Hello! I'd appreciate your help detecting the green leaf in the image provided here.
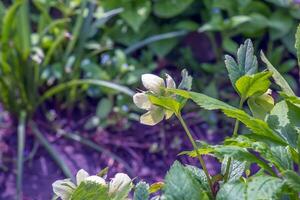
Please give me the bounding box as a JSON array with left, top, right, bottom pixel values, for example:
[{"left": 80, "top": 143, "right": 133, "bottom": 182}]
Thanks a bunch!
[
  {"left": 247, "top": 90, "right": 274, "bottom": 120},
  {"left": 221, "top": 157, "right": 245, "bottom": 182},
  {"left": 216, "top": 175, "right": 285, "bottom": 200},
  {"left": 71, "top": 182, "right": 109, "bottom": 200},
  {"left": 134, "top": 181, "right": 149, "bottom": 200},
  {"left": 103, "top": 0, "right": 151, "bottom": 32},
  {"left": 96, "top": 98, "right": 113, "bottom": 119},
  {"left": 163, "top": 161, "right": 209, "bottom": 200},
  {"left": 235, "top": 72, "right": 272, "bottom": 100},
  {"left": 295, "top": 23, "right": 300, "bottom": 67},
  {"left": 189, "top": 92, "right": 236, "bottom": 110},
  {"left": 153, "top": 0, "right": 194, "bottom": 18},
  {"left": 223, "top": 109, "right": 287, "bottom": 145},
  {"left": 260, "top": 51, "right": 295, "bottom": 96},
  {"left": 266, "top": 101, "right": 300, "bottom": 148},
  {"left": 224, "top": 39, "right": 258, "bottom": 88},
  {"left": 148, "top": 95, "right": 181, "bottom": 114},
  {"left": 185, "top": 165, "right": 210, "bottom": 192},
  {"left": 283, "top": 170, "right": 300, "bottom": 192},
  {"left": 185, "top": 145, "right": 275, "bottom": 175}
]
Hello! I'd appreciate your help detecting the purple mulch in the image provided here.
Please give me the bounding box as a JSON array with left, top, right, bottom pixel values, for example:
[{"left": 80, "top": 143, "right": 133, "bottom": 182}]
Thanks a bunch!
[{"left": 0, "top": 104, "right": 226, "bottom": 200}]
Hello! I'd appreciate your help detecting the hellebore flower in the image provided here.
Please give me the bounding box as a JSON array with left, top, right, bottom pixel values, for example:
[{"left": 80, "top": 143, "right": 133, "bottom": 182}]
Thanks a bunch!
[
  {"left": 109, "top": 173, "right": 132, "bottom": 194},
  {"left": 52, "top": 169, "right": 106, "bottom": 200},
  {"left": 133, "top": 73, "right": 176, "bottom": 125},
  {"left": 52, "top": 170, "right": 132, "bottom": 200}
]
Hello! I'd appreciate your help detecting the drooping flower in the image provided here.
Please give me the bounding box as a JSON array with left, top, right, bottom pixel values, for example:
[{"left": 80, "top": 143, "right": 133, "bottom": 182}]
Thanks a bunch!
[
  {"left": 133, "top": 73, "right": 176, "bottom": 125},
  {"left": 109, "top": 173, "right": 132, "bottom": 195},
  {"left": 52, "top": 169, "right": 132, "bottom": 200},
  {"left": 52, "top": 169, "right": 106, "bottom": 200}
]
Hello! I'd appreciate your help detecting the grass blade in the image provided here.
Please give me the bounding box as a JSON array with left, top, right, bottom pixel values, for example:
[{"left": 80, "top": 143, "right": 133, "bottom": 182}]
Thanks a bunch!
[
  {"left": 38, "top": 79, "right": 134, "bottom": 106},
  {"left": 30, "top": 122, "right": 74, "bottom": 179},
  {"left": 125, "top": 30, "right": 188, "bottom": 55},
  {"left": 17, "top": 111, "right": 26, "bottom": 200}
]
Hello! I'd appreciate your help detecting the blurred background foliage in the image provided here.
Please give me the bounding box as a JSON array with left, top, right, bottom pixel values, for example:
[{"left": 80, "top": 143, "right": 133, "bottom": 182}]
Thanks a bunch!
[{"left": 0, "top": 0, "right": 300, "bottom": 199}]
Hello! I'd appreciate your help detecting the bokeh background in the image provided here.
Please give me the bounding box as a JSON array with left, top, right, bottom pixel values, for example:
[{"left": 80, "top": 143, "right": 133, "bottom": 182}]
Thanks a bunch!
[{"left": 0, "top": 0, "right": 300, "bottom": 199}]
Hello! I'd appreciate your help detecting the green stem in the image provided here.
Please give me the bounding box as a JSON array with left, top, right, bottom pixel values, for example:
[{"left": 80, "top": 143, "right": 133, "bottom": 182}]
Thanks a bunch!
[
  {"left": 232, "top": 98, "right": 245, "bottom": 137},
  {"left": 224, "top": 98, "right": 245, "bottom": 182},
  {"left": 176, "top": 113, "right": 213, "bottom": 195},
  {"left": 17, "top": 111, "right": 26, "bottom": 200}
]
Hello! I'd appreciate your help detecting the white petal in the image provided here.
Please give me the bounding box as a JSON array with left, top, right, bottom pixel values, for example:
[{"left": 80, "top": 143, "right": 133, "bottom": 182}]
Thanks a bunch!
[
  {"left": 109, "top": 173, "right": 132, "bottom": 195},
  {"left": 76, "top": 169, "right": 89, "bottom": 186},
  {"left": 141, "top": 74, "right": 165, "bottom": 94},
  {"left": 165, "top": 73, "right": 176, "bottom": 89},
  {"left": 133, "top": 93, "right": 152, "bottom": 110},
  {"left": 52, "top": 179, "right": 76, "bottom": 200},
  {"left": 85, "top": 175, "right": 106, "bottom": 185},
  {"left": 165, "top": 110, "right": 174, "bottom": 120},
  {"left": 140, "top": 107, "right": 164, "bottom": 126}
]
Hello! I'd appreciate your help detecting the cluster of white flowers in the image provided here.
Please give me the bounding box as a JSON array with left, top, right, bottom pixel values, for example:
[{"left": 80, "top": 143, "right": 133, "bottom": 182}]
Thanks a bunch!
[
  {"left": 133, "top": 73, "right": 176, "bottom": 126},
  {"left": 52, "top": 169, "right": 131, "bottom": 200}
]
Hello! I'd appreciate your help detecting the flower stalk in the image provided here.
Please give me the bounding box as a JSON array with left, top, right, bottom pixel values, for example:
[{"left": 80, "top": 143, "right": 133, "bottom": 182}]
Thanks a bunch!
[{"left": 176, "top": 113, "right": 213, "bottom": 195}]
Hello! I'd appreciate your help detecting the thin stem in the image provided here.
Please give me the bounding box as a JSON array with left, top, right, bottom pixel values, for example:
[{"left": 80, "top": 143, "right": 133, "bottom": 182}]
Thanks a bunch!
[
  {"left": 224, "top": 98, "right": 245, "bottom": 182},
  {"left": 17, "top": 111, "right": 26, "bottom": 200},
  {"left": 232, "top": 98, "right": 245, "bottom": 137},
  {"left": 176, "top": 113, "right": 213, "bottom": 195}
]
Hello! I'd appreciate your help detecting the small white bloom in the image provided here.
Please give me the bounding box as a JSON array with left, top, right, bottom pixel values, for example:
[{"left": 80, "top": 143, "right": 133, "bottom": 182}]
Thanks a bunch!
[
  {"left": 141, "top": 74, "right": 165, "bottom": 94},
  {"left": 52, "top": 169, "right": 107, "bottom": 200},
  {"left": 85, "top": 175, "right": 106, "bottom": 185},
  {"left": 52, "top": 179, "right": 76, "bottom": 200},
  {"left": 109, "top": 173, "right": 132, "bottom": 195},
  {"left": 133, "top": 73, "right": 176, "bottom": 125}
]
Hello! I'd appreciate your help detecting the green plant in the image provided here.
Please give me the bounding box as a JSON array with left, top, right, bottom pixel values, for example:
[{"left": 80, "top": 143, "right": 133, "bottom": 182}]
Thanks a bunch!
[
  {"left": 54, "top": 37, "right": 300, "bottom": 199},
  {"left": 0, "top": 1, "right": 134, "bottom": 199}
]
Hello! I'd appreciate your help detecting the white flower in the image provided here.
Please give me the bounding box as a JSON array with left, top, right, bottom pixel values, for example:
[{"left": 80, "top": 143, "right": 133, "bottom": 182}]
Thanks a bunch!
[
  {"left": 52, "top": 169, "right": 106, "bottom": 200},
  {"left": 109, "top": 173, "right": 132, "bottom": 195},
  {"left": 133, "top": 73, "right": 176, "bottom": 125}
]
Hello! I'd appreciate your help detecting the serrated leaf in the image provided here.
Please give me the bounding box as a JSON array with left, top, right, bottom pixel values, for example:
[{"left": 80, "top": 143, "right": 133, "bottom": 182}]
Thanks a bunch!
[
  {"left": 225, "top": 39, "right": 258, "bottom": 88},
  {"left": 266, "top": 101, "right": 300, "bottom": 149},
  {"left": 185, "top": 165, "right": 210, "bottom": 192},
  {"left": 189, "top": 92, "right": 236, "bottom": 110},
  {"left": 261, "top": 51, "right": 295, "bottom": 96},
  {"left": 186, "top": 145, "right": 275, "bottom": 175},
  {"left": 153, "top": 0, "right": 194, "bottom": 18},
  {"left": 283, "top": 170, "right": 300, "bottom": 192},
  {"left": 163, "top": 161, "right": 209, "bottom": 200},
  {"left": 216, "top": 175, "right": 285, "bottom": 200},
  {"left": 235, "top": 72, "right": 272, "bottom": 100},
  {"left": 223, "top": 109, "right": 287, "bottom": 145},
  {"left": 134, "top": 181, "right": 149, "bottom": 200},
  {"left": 71, "top": 182, "right": 109, "bottom": 200},
  {"left": 148, "top": 95, "right": 181, "bottom": 114},
  {"left": 221, "top": 156, "right": 245, "bottom": 182}
]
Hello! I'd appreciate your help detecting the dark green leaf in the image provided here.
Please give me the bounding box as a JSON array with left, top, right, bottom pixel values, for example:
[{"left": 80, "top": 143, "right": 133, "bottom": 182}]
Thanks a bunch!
[
  {"left": 283, "top": 170, "right": 300, "bottom": 192},
  {"left": 163, "top": 161, "right": 209, "bottom": 200},
  {"left": 217, "top": 175, "right": 285, "bottom": 200},
  {"left": 225, "top": 39, "right": 258, "bottom": 88},
  {"left": 153, "top": 0, "right": 194, "bottom": 18}
]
